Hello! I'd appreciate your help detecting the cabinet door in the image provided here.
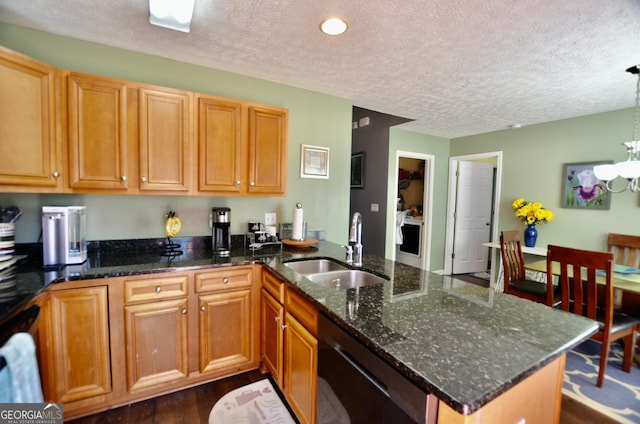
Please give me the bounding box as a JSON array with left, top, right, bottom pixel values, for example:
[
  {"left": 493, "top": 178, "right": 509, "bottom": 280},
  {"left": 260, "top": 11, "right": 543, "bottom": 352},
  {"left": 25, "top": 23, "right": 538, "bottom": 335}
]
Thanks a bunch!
[
  {"left": 124, "top": 298, "right": 189, "bottom": 391},
  {"left": 138, "top": 86, "right": 191, "bottom": 192},
  {"left": 284, "top": 312, "right": 317, "bottom": 424},
  {"left": 197, "top": 95, "right": 243, "bottom": 193},
  {"left": 0, "top": 47, "right": 62, "bottom": 190},
  {"left": 248, "top": 106, "right": 287, "bottom": 195},
  {"left": 261, "top": 289, "right": 284, "bottom": 387},
  {"left": 68, "top": 72, "right": 129, "bottom": 191},
  {"left": 199, "top": 289, "right": 253, "bottom": 374},
  {"left": 44, "top": 286, "right": 111, "bottom": 403}
]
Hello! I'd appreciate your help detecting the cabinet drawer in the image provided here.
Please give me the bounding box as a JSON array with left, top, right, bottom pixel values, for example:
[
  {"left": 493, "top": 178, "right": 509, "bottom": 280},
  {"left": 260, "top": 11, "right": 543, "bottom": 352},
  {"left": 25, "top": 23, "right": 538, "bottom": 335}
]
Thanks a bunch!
[
  {"left": 124, "top": 274, "right": 188, "bottom": 304},
  {"left": 285, "top": 287, "right": 317, "bottom": 336},
  {"left": 195, "top": 266, "right": 253, "bottom": 293},
  {"left": 262, "top": 269, "right": 285, "bottom": 303}
]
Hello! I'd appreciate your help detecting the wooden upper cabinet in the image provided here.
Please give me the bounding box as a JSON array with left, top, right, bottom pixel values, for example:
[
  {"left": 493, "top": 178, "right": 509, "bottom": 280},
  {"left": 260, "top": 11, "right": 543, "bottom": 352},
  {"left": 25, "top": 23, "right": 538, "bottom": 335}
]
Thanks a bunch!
[
  {"left": 67, "top": 72, "right": 130, "bottom": 191},
  {"left": 138, "top": 85, "right": 192, "bottom": 193},
  {"left": 197, "top": 95, "right": 243, "bottom": 193},
  {"left": 0, "top": 46, "right": 63, "bottom": 191},
  {"left": 248, "top": 106, "right": 288, "bottom": 195}
]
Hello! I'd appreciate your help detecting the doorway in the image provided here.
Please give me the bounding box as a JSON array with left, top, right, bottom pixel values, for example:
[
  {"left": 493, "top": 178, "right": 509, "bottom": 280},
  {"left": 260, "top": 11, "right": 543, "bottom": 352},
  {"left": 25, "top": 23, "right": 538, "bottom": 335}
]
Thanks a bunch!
[
  {"left": 443, "top": 152, "right": 502, "bottom": 276},
  {"left": 393, "top": 151, "right": 435, "bottom": 270}
]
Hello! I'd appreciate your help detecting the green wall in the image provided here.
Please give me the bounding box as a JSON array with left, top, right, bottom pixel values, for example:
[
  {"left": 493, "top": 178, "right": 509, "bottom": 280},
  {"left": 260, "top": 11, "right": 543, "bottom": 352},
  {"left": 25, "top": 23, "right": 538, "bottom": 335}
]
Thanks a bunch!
[
  {"left": 450, "top": 109, "right": 638, "bottom": 252},
  {"left": 388, "top": 128, "right": 450, "bottom": 270},
  {"left": 0, "top": 23, "right": 353, "bottom": 244}
]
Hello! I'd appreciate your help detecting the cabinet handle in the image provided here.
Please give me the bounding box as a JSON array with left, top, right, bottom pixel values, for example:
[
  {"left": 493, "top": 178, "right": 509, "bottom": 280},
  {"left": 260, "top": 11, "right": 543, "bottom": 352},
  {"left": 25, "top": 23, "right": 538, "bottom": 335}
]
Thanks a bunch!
[
  {"left": 181, "top": 308, "right": 187, "bottom": 315},
  {"left": 223, "top": 278, "right": 229, "bottom": 284},
  {"left": 280, "top": 324, "right": 287, "bottom": 330},
  {"left": 141, "top": 176, "right": 147, "bottom": 183},
  {"left": 121, "top": 175, "right": 127, "bottom": 182},
  {"left": 155, "top": 286, "right": 161, "bottom": 293},
  {"left": 52, "top": 171, "right": 60, "bottom": 178},
  {"left": 201, "top": 305, "right": 206, "bottom": 312}
]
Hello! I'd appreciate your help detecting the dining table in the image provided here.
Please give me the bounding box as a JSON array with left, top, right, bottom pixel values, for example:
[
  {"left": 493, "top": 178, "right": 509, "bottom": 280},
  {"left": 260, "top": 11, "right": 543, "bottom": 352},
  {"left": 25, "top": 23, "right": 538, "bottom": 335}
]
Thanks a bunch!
[{"left": 524, "top": 259, "right": 640, "bottom": 296}]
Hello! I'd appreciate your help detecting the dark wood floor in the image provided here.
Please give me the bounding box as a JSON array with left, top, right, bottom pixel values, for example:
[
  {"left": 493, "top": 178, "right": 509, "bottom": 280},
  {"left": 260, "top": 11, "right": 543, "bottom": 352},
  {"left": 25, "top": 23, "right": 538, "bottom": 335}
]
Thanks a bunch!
[{"left": 67, "top": 369, "right": 618, "bottom": 424}]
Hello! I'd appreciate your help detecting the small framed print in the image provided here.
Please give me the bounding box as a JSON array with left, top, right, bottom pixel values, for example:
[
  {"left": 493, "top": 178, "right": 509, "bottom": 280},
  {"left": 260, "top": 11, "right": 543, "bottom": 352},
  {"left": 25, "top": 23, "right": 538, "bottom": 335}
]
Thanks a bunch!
[
  {"left": 561, "top": 161, "right": 611, "bottom": 209},
  {"left": 300, "top": 144, "right": 329, "bottom": 179},
  {"left": 350, "top": 152, "right": 365, "bottom": 189}
]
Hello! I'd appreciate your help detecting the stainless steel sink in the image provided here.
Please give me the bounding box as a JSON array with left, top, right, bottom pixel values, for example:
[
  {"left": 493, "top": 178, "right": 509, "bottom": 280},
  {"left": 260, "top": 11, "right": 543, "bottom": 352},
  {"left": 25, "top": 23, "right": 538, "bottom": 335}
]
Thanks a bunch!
[
  {"left": 304, "top": 270, "right": 387, "bottom": 289},
  {"left": 283, "top": 259, "right": 350, "bottom": 274}
]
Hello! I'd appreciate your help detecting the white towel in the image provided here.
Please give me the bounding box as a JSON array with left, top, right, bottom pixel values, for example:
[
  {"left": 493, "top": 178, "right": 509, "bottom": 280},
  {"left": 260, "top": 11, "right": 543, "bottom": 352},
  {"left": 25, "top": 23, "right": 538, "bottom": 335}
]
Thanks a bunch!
[
  {"left": 0, "top": 332, "right": 44, "bottom": 403},
  {"left": 396, "top": 211, "right": 407, "bottom": 245}
]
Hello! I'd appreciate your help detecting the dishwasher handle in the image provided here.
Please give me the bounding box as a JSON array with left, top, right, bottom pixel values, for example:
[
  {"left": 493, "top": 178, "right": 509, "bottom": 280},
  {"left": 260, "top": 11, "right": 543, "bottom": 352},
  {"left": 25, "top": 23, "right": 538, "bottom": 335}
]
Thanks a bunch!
[{"left": 334, "top": 345, "right": 390, "bottom": 397}]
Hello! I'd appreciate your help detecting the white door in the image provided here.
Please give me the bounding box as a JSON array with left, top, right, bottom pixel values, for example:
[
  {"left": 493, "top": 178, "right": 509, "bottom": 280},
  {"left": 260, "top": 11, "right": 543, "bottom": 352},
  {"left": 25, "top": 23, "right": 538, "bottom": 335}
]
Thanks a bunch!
[{"left": 452, "top": 161, "right": 493, "bottom": 274}]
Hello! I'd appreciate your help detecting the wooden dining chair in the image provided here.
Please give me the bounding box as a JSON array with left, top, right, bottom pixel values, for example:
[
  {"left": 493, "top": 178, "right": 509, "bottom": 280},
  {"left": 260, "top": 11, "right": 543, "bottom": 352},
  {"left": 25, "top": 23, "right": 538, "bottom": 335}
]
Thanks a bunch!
[
  {"left": 606, "top": 233, "right": 640, "bottom": 364},
  {"left": 607, "top": 233, "right": 640, "bottom": 268},
  {"left": 547, "top": 245, "right": 640, "bottom": 387},
  {"left": 500, "top": 230, "right": 559, "bottom": 306}
]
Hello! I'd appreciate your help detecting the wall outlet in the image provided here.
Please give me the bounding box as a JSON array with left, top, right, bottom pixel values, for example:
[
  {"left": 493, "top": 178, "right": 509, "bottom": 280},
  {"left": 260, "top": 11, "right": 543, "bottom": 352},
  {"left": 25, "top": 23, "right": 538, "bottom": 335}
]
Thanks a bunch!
[
  {"left": 371, "top": 203, "right": 379, "bottom": 212},
  {"left": 264, "top": 212, "right": 277, "bottom": 226}
]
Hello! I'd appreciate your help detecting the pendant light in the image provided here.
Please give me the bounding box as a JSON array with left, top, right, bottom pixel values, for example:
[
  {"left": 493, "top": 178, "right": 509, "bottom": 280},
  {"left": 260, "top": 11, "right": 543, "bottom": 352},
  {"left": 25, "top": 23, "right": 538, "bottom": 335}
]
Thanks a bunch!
[{"left": 593, "top": 65, "right": 640, "bottom": 192}]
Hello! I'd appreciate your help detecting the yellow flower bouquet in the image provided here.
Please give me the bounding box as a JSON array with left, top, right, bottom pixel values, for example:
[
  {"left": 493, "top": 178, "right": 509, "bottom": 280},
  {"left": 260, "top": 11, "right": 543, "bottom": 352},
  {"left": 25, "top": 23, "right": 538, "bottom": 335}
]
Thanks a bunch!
[{"left": 512, "top": 198, "right": 554, "bottom": 225}]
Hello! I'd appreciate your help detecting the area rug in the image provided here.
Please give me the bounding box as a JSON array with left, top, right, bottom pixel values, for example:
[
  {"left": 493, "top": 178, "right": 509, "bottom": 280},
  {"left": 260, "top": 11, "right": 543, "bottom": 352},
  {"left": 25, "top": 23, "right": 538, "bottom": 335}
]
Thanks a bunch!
[
  {"left": 563, "top": 339, "right": 640, "bottom": 424},
  {"left": 209, "top": 379, "right": 296, "bottom": 424}
]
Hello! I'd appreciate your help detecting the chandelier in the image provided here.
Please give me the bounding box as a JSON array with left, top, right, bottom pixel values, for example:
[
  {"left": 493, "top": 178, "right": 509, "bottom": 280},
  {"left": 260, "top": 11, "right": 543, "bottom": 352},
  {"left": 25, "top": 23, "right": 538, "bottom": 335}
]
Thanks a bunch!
[{"left": 593, "top": 65, "right": 640, "bottom": 192}]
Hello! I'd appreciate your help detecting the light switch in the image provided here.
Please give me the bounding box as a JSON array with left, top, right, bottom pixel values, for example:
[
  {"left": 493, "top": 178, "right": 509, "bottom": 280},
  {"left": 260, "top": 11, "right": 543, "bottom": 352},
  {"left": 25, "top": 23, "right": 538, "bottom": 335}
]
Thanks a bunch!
[{"left": 371, "top": 203, "right": 379, "bottom": 212}]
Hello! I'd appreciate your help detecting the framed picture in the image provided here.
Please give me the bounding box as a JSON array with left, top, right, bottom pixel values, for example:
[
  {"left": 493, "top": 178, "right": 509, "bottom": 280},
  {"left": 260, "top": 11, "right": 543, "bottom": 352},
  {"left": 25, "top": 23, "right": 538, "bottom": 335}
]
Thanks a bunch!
[
  {"left": 350, "top": 152, "right": 365, "bottom": 188},
  {"left": 300, "top": 144, "right": 329, "bottom": 179},
  {"left": 561, "top": 161, "right": 612, "bottom": 209}
]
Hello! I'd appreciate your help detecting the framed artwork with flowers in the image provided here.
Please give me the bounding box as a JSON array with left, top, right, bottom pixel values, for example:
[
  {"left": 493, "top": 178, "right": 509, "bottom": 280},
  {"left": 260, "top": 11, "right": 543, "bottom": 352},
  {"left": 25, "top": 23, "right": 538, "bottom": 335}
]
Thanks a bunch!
[{"left": 561, "top": 161, "right": 612, "bottom": 209}]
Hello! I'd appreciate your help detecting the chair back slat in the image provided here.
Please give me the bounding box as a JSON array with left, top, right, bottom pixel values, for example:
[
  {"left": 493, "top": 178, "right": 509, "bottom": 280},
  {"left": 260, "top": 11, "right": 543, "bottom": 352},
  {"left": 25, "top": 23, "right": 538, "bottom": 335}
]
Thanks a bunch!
[
  {"left": 607, "top": 233, "right": 640, "bottom": 268},
  {"left": 500, "top": 231, "right": 525, "bottom": 289},
  {"left": 547, "top": 245, "right": 614, "bottom": 325}
]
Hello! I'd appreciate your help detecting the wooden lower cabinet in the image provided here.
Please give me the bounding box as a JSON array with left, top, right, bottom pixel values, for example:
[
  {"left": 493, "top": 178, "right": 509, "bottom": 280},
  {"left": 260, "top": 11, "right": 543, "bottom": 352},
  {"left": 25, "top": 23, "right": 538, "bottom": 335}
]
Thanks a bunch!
[
  {"left": 198, "top": 289, "right": 254, "bottom": 373},
  {"left": 261, "top": 288, "right": 284, "bottom": 386},
  {"left": 284, "top": 311, "right": 318, "bottom": 424},
  {"left": 40, "top": 286, "right": 111, "bottom": 403},
  {"left": 261, "top": 268, "right": 318, "bottom": 424},
  {"left": 123, "top": 298, "right": 189, "bottom": 391},
  {"left": 38, "top": 267, "right": 260, "bottom": 421}
]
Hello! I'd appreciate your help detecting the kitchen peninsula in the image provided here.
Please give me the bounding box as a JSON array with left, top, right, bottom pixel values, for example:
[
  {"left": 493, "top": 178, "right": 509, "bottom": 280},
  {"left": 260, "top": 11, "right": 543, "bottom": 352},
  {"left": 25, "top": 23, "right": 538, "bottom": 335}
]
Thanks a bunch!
[{"left": 1, "top": 238, "right": 597, "bottom": 423}]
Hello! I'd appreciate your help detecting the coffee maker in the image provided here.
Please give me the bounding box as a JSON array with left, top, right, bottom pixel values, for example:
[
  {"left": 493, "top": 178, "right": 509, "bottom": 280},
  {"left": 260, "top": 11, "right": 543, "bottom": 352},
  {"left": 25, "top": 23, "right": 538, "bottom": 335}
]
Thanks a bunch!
[
  {"left": 42, "top": 206, "right": 87, "bottom": 267},
  {"left": 211, "top": 207, "right": 231, "bottom": 256}
]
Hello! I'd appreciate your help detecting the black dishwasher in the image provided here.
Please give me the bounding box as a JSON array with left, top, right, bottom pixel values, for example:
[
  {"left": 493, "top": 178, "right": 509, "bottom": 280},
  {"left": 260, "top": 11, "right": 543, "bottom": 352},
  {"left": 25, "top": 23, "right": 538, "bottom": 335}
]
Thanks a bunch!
[{"left": 317, "top": 313, "right": 436, "bottom": 424}]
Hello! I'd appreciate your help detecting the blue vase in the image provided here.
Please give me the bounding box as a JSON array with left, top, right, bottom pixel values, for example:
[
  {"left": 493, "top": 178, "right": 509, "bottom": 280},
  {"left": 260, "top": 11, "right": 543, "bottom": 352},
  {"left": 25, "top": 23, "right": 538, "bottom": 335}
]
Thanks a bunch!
[{"left": 524, "top": 224, "right": 538, "bottom": 247}]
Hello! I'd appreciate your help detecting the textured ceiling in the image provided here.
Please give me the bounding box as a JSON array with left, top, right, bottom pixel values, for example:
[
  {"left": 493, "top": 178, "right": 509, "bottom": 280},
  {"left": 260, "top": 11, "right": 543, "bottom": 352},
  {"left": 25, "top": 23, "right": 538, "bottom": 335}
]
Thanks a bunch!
[{"left": 1, "top": 0, "right": 639, "bottom": 138}]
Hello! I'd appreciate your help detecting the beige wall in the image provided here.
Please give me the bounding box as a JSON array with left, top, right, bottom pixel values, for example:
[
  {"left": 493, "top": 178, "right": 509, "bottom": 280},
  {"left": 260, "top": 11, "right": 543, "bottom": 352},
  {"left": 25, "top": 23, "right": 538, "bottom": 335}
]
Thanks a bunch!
[
  {"left": 0, "top": 23, "right": 353, "bottom": 245},
  {"left": 450, "top": 109, "right": 638, "bottom": 252}
]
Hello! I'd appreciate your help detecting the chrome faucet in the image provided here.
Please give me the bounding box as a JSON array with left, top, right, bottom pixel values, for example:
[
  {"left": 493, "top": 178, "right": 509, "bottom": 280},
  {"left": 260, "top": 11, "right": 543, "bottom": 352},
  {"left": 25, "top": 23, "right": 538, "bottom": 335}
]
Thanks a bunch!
[{"left": 349, "top": 212, "right": 363, "bottom": 266}]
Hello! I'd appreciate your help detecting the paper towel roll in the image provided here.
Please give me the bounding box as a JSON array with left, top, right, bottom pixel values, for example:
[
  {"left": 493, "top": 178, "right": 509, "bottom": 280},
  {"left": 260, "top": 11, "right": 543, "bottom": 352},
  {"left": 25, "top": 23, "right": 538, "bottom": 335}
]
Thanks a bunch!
[{"left": 292, "top": 203, "right": 304, "bottom": 240}]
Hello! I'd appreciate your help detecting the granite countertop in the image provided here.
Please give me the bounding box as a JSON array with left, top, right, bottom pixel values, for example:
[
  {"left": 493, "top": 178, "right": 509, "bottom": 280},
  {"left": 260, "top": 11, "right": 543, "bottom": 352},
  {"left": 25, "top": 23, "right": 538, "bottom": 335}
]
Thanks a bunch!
[{"left": 0, "top": 236, "right": 598, "bottom": 416}]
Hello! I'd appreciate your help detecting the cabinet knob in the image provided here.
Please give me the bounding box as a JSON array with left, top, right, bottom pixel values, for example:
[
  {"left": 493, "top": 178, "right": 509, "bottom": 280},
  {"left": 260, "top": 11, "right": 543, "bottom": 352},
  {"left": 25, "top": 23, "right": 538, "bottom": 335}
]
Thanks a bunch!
[
  {"left": 181, "top": 308, "right": 187, "bottom": 315},
  {"left": 235, "top": 180, "right": 241, "bottom": 185},
  {"left": 155, "top": 286, "right": 161, "bottom": 293},
  {"left": 223, "top": 278, "right": 229, "bottom": 284},
  {"left": 201, "top": 305, "right": 206, "bottom": 312},
  {"left": 280, "top": 324, "right": 287, "bottom": 330},
  {"left": 52, "top": 171, "right": 60, "bottom": 178},
  {"left": 141, "top": 176, "right": 147, "bottom": 183},
  {"left": 121, "top": 175, "right": 127, "bottom": 182},
  {"left": 274, "top": 316, "right": 280, "bottom": 322},
  {"left": 250, "top": 181, "right": 255, "bottom": 186}
]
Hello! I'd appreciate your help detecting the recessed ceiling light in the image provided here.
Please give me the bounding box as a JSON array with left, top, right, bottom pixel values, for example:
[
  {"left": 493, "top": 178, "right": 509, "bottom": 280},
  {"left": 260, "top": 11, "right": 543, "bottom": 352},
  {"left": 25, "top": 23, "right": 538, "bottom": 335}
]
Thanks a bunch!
[{"left": 320, "top": 17, "right": 348, "bottom": 36}]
